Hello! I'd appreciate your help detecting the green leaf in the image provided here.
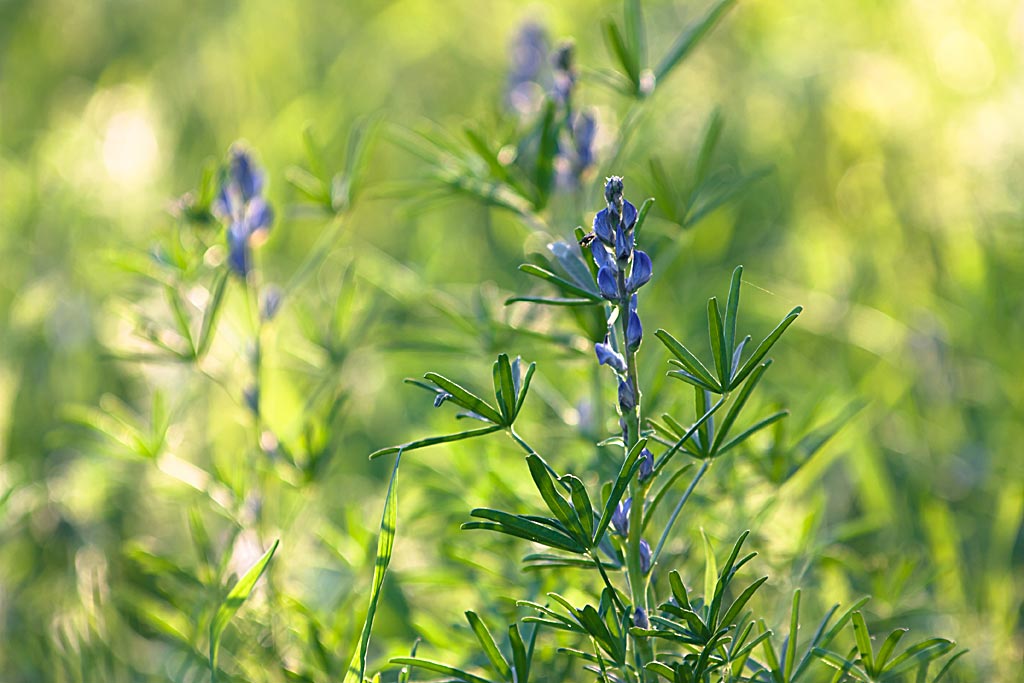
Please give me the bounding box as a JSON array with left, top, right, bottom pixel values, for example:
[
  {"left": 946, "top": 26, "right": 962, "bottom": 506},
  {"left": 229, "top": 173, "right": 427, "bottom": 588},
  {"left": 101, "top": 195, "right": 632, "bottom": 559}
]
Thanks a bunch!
[
  {"left": 526, "top": 455, "right": 588, "bottom": 545},
  {"left": 812, "top": 648, "right": 870, "bottom": 681},
  {"left": 710, "top": 360, "right": 773, "bottom": 455},
  {"left": 642, "top": 462, "right": 694, "bottom": 532},
  {"left": 603, "top": 18, "right": 639, "bottom": 88},
  {"left": 509, "top": 624, "right": 530, "bottom": 683},
  {"left": 534, "top": 102, "right": 559, "bottom": 207},
  {"left": 343, "top": 453, "right": 401, "bottom": 683},
  {"left": 851, "top": 612, "right": 875, "bottom": 673},
  {"left": 389, "top": 658, "right": 492, "bottom": 683},
  {"left": 624, "top": 0, "right": 646, "bottom": 76},
  {"left": 731, "top": 306, "right": 802, "bottom": 387},
  {"left": 656, "top": 329, "right": 721, "bottom": 392},
  {"left": 549, "top": 241, "right": 598, "bottom": 293},
  {"left": 465, "top": 611, "right": 511, "bottom": 681},
  {"left": 701, "top": 530, "right": 718, "bottom": 611},
  {"left": 519, "top": 264, "right": 601, "bottom": 300},
  {"left": 464, "top": 509, "right": 585, "bottom": 553},
  {"left": 493, "top": 354, "right": 517, "bottom": 424},
  {"left": 196, "top": 269, "right": 229, "bottom": 359},
  {"left": 506, "top": 295, "right": 599, "bottom": 307},
  {"left": 209, "top": 539, "right": 279, "bottom": 680},
  {"left": 594, "top": 438, "right": 648, "bottom": 543},
  {"left": 714, "top": 410, "right": 788, "bottom": 458},
  {"left": 424, "top": 372, "right": 504, "bottom": 424},
  {"left": 719, "top": 576, "right": 768, "bottom": 630},
  {"left": 165, "top": 286, "right": 195, "bottom": 357},
  {"left": 881, "top": 638, "right": 955, "bottom": 678},
  {"left": 514, "top": 362, "right": 536, "bottom": 420},
  {"left": 875, "top": 629, "right": 907, "bottom": 671},
  {"left": 694, "top": 109, "right": 725, "bottom": 191},
  {"left": 563, "top": 474, "right": 595, "bottom": 543},
  {"left": 785, "top": 590, "right": 801, "bottom": 682},
  {"left": 724, "top": 265, "right": 742, "bottom": 360},
  {"left": 633, "top": 197, "right": 656, "bottom": 239},
  {"left": 707, "top": 297, "right": 728, "bottom": 385},
  {"left": 368, "top": 424, "right": 503, "bottom": 459},
  {"left": 654, "top": 0, "right": 736, "bottom": 83}
]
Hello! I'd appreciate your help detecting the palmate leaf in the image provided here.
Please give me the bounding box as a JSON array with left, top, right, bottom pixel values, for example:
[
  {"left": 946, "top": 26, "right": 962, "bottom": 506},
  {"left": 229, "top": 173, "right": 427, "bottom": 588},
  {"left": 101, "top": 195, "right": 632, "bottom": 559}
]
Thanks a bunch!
[
  {"left": 390, "top": 658, "right": 492, "bottom": 683},
  {"left": 654, "top": 0, "right": 737, "bottom": 84},
  {"left": 518, "top": 264, "right": 602, "bottom": 301},
  {"left": 465, "top": 612, "right": 512, "bottom": 682},
  {"left": 343, "top": 453, "right": 401, "bottom": 683}
]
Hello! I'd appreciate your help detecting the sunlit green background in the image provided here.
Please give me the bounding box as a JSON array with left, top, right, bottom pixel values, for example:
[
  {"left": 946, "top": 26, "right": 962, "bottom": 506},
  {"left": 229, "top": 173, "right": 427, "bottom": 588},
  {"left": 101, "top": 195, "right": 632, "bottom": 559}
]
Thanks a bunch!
[{"left": 1, "top": 0, "right": 1021, "bottom": 681}]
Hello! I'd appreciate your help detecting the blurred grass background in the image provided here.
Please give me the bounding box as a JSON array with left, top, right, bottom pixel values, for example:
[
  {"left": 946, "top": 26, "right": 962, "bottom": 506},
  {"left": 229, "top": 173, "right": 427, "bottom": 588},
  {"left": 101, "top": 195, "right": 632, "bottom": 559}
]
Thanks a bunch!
[{"left": 1, "top": 0, "right": 1022, "bottom": 680}]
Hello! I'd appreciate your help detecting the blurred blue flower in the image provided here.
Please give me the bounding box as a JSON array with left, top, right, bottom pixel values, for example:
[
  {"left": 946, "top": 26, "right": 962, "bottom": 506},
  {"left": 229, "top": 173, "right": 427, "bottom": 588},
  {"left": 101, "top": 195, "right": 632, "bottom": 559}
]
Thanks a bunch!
[
  {"left": 506, "top": 21, "right": 549, "bottom": 115},
  {"left": 214, "top": 146, "right": 273, "bottom": 278},
  {"left": 633, "top": 606, "right": 650, "bottom": 629}
]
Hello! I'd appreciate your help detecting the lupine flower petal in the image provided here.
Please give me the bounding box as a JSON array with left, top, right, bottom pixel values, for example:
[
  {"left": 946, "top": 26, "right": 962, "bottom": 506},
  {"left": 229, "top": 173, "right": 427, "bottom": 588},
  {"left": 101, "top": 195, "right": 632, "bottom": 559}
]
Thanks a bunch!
[
  {"left": 638, "top": 448, "right": 654, "bottom": 483},
  {"left": 640, "top": 539, "right": 652, "bottom": 574},
  {"left": 633, "top": 606, "right": 650, "bottom": 629},
  {"left": 574, "top": 111, "right": 597, "bottom": 169},
  {"left": 612, "top": 497, "right": 631, "bottom": 536},
  {"left": 589, "top": 240, "right": 616, "bottom": 272},
  {"left": 627, "top": 310, "right": 643, "bottom": 351},
  {"left": 595, "top": 340, "right": 627, "bottom": 372},
  {"left": 626, "top": 250, "right": 652, "bottom": 292},
  {"left": 622, "top": 199, "right": 638, "bottom": 229},
  {"left": 598, "top": 266, "right": 619, "bottom": 300},
  {"left": 604, "top": 176, "right": 624, "bottom": 206},
  {"left": 618, "top": 378, "right": 636, "bottom": 411},
  {"left": 615, "top": 224, "right": 634, "bottom": 261},
  {"left": 593, "top": 208, "right": 614, "bottom": 245}
]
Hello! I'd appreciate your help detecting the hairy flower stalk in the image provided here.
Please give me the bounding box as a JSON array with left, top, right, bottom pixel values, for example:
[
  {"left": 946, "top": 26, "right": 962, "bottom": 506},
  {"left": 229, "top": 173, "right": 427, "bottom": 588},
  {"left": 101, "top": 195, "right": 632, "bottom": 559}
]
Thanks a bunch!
[{"left": 587, "top": 176, "right": 655, "bottom": 679}]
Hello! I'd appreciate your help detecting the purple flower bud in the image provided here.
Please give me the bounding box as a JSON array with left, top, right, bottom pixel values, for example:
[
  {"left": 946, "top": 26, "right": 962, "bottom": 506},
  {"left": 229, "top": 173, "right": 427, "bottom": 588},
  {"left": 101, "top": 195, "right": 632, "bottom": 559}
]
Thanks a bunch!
[
  {"left": 626, "top": 250, "right": 653, "bottom": 292},
  {"left": 598, "top": 266, "right": 619, "bottom": 300},
  {"left": 633, "top": 606, "right": 650, "bottom": 629},
  {"left": 618, "top": 378, "right": 636, "bottom": 411},
  {"left": 595, "top": 340, "right": 626, "bottom": 373},
  {"left": 638, "top": 448, "right": 654, "bottom": 483},
  {"left": 604, "top": 176, "right": 624, "bottom": 207},
  {"left": 615, "top": 223, "right": 634, "bottom": 261},
  {"left": 593, "top": 209, "right": 614, "bottom": 245},
  {"left": 612, "top": 497, "right": 631, "bottom": 536},
  {"left": 627, "top": 310, "right": 643, "bottom": 351},
  {"left": 640, "top": 539, "right": 652, "bottom": 574}
]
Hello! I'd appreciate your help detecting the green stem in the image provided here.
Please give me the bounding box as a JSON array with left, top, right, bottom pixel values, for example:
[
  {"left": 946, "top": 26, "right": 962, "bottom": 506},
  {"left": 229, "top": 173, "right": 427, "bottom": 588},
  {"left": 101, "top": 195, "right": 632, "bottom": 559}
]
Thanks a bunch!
[
  {"left": 591, "top": 551, "right": 626, "bottom": 615},
  {"left": 648, "top": 458, "right": 710, "bottom": 585},
  {"left": 615, "top": 270, "right": 655, "bottom": 681}
]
